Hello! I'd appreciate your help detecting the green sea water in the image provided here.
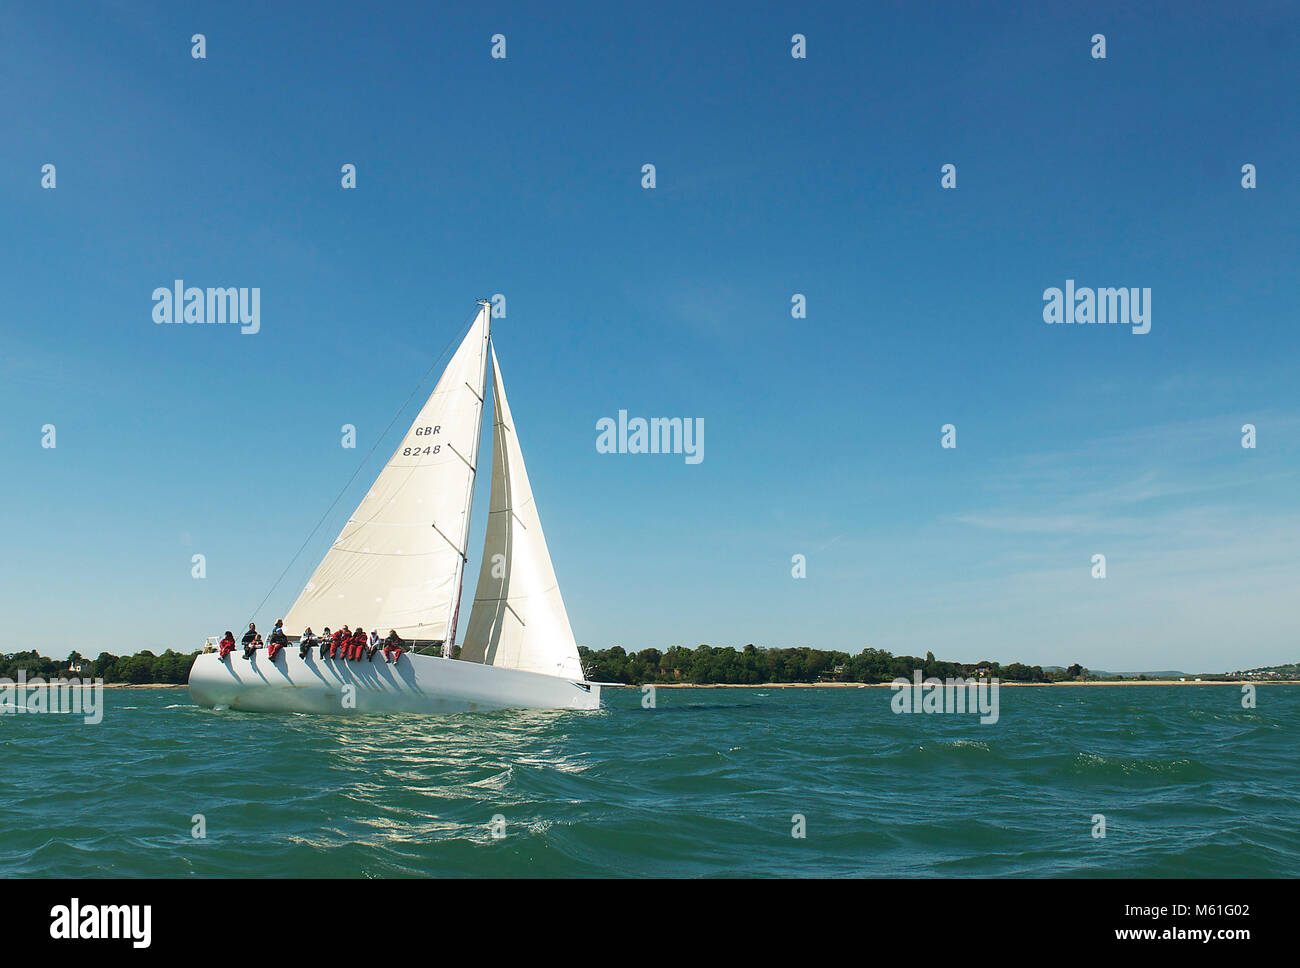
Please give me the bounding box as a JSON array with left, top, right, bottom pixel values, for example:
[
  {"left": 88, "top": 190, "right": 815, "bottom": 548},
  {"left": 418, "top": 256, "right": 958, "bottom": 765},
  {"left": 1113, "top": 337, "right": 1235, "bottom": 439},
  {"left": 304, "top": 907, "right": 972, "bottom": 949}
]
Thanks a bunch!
[{"left": 2, "top": 684, "right": 1296, "bottom": 877}]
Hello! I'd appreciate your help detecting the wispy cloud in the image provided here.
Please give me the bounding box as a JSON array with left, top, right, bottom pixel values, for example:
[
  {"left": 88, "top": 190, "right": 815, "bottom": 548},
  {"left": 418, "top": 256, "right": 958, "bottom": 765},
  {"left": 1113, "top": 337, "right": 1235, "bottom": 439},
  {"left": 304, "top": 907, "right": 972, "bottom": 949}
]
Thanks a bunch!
[{"left": 929, "top": 416, "right": 1300, "bottom": 667}]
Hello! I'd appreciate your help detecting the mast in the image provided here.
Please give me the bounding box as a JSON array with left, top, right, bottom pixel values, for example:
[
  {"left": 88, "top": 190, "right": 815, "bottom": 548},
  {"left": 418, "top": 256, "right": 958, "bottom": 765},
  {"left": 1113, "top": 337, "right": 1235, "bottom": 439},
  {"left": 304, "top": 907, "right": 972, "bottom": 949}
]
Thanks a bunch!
[{"left": 443, "top": 299, "right": 492, "bottom": 656}]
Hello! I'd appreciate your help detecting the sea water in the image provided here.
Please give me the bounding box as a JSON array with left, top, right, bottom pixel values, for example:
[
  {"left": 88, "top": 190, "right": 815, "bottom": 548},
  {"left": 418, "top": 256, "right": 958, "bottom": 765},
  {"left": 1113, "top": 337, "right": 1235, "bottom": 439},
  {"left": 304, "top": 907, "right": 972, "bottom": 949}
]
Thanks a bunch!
[{"left": 2, "top": 685, "right": 1296, "bottom": 877}]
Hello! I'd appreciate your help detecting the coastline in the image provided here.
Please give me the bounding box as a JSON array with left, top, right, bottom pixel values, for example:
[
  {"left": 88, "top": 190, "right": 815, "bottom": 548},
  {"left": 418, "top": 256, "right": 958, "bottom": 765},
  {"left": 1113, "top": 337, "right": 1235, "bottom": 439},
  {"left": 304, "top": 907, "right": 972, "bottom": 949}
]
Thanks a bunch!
[
  {"left": 26, "top": 680, "right": 1295, "bottom": 690},
  {"left": 79, "top": 683, "right": 189, "bottom": 689},
  {"left": 609, "top": 680, "right": 1291, "bottom": 688}
]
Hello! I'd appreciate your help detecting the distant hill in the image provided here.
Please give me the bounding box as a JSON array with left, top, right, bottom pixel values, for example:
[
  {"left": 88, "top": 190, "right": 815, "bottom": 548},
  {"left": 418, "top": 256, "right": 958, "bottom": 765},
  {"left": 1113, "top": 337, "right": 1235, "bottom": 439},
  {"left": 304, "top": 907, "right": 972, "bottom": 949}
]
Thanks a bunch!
[
  {"left": 1044, "top": 666, "right": 1193, "bottom": 679},
  {"left": 1045, "top": 662, "right": 1300, "bottom": 680},
  {"left": 1236, "top": 662, "right": 1300, "bottom": 677}
]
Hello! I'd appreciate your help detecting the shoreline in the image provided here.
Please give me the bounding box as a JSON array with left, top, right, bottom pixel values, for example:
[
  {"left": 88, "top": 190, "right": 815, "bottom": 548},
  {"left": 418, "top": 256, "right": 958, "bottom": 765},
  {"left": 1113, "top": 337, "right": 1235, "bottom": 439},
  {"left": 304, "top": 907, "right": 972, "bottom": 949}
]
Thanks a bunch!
[
  {"left": 608, "top": 680, "right": 1292, "bottom": 688},
  {"left": 21, "top": 680, "right": 1295, "bottom": 690}
]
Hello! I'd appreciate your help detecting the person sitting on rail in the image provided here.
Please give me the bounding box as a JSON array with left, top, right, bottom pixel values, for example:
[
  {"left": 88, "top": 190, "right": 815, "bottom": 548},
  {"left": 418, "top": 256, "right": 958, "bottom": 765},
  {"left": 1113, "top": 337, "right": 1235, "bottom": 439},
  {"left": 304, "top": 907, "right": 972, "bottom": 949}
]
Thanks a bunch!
[
  {"left": 383, "top": 630, "right": 404, "bottom": 664},
  {"left": 330, "top": 626, "right": 349, "bottom": 659},
  {"left": 267, "top": 619, "right": 289, "bottom": 661},
  {"left": 349, "top": 625, "right": 367, "bottom": 661}
]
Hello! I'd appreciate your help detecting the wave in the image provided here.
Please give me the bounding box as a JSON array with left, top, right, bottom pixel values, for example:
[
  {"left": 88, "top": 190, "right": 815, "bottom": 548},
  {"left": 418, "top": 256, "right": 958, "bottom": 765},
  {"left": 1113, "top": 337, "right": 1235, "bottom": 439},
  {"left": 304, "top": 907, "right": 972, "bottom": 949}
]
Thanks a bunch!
[{"left": 1, "top": 685, "right": 1297, "bottom": 877}]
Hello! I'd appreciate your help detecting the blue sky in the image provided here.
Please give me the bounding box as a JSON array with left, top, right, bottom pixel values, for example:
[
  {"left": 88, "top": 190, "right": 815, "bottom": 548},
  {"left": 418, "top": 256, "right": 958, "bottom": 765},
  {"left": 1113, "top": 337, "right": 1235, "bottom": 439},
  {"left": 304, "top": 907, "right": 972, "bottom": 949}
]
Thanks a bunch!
[{"left": 1, "top": 1, "right": 1296, "bottom": 671}]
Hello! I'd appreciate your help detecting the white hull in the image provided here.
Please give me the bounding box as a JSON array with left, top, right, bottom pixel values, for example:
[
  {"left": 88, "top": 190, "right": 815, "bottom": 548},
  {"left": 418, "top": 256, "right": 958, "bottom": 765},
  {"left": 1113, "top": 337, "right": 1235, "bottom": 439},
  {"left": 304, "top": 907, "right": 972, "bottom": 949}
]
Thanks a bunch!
[{"left": 188, "top": 649, "right": 600, "bottom": 715}]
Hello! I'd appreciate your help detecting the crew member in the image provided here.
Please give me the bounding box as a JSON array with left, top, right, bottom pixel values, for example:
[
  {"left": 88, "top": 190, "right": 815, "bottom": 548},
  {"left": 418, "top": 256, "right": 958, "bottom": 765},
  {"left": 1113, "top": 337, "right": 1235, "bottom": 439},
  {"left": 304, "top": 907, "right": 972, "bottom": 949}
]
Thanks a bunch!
[
  {"left": 267, "top": 619, "right": 288, "bottom": 660},
  {"left": 331, "top": 626, "right": 349, "bottom": 659},
  {"left": 383, "top": 630, "right": 404, "bottom": 664}
]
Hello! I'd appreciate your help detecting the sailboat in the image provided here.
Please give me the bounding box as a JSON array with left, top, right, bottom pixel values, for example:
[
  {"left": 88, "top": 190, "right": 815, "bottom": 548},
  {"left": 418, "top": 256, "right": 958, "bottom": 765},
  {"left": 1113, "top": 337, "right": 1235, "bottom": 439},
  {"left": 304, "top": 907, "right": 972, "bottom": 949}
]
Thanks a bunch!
[{"left": 188, "top": 302, "right": 601, "bottom": 714}]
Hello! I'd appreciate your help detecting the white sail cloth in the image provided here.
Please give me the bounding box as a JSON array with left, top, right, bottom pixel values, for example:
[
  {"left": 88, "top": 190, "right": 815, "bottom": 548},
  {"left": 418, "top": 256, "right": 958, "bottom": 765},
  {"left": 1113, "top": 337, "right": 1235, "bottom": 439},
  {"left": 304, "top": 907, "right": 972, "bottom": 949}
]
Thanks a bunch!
[
  {"left": 282, "top": 306, "right": 490, "bottom": 640},
  {"left": 459, "top": 347, "right": 584, "bottom": 680}
]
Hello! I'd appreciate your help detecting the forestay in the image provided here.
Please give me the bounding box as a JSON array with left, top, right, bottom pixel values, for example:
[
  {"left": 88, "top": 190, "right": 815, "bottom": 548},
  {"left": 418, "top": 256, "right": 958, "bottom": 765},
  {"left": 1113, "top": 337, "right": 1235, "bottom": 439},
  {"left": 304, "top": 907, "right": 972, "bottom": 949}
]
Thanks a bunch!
[{"left": 282, "top": 306, "right": 490, "bottom": 641}]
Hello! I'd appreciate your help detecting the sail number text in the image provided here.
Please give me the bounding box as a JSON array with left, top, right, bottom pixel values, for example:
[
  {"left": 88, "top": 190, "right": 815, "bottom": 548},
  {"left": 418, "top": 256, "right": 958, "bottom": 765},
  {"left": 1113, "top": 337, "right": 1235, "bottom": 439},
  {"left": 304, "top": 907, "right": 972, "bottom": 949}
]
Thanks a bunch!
[{"left": 403, "top": 425, "right": 441, "bottom": 457}]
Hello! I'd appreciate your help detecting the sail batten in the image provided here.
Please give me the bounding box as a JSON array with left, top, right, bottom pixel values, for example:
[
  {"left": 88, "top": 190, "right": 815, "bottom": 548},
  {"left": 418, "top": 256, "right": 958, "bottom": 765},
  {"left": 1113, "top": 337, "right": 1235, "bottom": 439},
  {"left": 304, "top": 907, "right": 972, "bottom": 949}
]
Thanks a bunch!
[
  {"left": 282, "top": 306, "right": 491, "bottom": 641},
  {"left": 460, "top": 346, "right": 584, "bottom": 680}
]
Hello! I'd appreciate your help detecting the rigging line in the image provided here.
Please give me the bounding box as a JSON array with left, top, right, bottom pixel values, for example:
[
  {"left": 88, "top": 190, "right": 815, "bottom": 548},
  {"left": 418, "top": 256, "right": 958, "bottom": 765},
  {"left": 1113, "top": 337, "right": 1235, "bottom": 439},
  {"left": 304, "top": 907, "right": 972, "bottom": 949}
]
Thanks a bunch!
[{"left": 244, "top": 306, "right": 484, "bottom": 628}]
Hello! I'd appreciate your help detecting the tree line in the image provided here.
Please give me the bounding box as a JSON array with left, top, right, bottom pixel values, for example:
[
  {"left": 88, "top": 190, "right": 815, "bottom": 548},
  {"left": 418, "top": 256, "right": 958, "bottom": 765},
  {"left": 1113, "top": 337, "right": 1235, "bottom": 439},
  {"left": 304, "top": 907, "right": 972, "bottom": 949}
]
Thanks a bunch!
[
  {"left": 0, "top": 645, "right": 1085, "bottom": 686},
  {"left": 0, "top": 650, "right": 196, "bottom": 684},
  {"left": 577, "top": 645, "right": 1075, "bottom": 685}
]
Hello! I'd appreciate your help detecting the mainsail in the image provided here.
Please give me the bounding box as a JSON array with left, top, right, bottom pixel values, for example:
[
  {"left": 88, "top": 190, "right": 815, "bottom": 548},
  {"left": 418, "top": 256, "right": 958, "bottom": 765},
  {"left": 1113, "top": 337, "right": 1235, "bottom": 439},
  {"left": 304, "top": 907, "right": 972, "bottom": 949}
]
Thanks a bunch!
[
  {"left": 282, "top": 305, "right": 490, "bottom": 641},
  {"left": 459, "top": 346, "right": 584, "bottom": 679}
]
